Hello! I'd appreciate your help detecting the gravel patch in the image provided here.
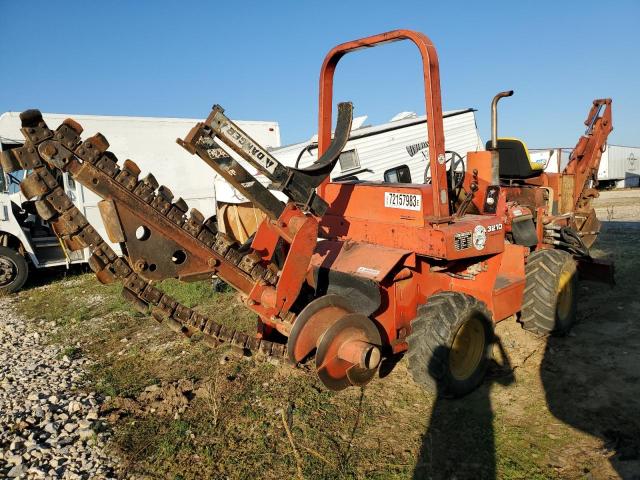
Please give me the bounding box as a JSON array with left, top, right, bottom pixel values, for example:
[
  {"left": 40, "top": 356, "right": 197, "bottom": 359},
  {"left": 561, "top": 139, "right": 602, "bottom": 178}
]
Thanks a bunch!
[{"left": 0, "top": 297, "right": 118, "bottom": 479}]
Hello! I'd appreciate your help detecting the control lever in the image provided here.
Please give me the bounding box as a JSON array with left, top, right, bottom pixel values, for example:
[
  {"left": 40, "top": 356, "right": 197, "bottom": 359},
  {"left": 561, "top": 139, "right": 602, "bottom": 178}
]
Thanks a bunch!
[{"left": 455, "top": 169, "right": 479, "bottom": 218}]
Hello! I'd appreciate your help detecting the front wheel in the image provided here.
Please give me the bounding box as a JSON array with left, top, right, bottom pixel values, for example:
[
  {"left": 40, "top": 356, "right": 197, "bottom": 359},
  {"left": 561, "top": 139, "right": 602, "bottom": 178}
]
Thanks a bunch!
[
  {"left": 407, "top": 292, "right": 494, "bottom": 398},
  {"left": 0, "top": 246, "right": 29, "bottom": 294}
]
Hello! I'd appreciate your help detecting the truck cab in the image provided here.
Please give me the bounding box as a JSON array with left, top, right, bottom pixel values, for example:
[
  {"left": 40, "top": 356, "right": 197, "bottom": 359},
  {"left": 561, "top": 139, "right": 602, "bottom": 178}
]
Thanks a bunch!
[{"left": 0, "top": 139, "right": 88, "bottom": 292}]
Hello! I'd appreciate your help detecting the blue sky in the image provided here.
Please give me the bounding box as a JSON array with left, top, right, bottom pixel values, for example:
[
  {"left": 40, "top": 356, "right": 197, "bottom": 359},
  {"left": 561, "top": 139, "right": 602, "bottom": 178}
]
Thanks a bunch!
[{"left": 1, "top": 1, "right": 638, "bottom": 148}]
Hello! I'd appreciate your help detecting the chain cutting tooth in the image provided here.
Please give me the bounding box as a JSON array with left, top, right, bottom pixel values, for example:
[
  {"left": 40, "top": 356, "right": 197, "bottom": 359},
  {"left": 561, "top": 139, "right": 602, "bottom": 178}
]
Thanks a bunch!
[
  {"left": 1, "top": 145, "right": 41, "bottom": 172},
  {"left": 213, "top": 232, "right": 235, "bottom": 256},
  {"left": 232, "top": 331, "right": 249, "bottom": 349},
  {"left": 19, "top": 109, "right": 45, "bottom": 127},
  {"left": 167, "top": 198, "right": 188, "bottom": 226},
  {"left": 158, "top": 294, "right": 178, "bottom": 316},
  {"left": 203, "top": 216, "right": 218, "bottom": 232},
  {"left": 205, "top": 320, "right": 221, "bottom": 337},
  {"left": 250, "top": 263, "right": 267, "bottom": 281},
  {"left": 151, "top": 194, "right": 171, "bottom": 214},
  {"left": 189, "top": 312, "right": 207, "bottom": 330},
  {"left": 115, "top": 159, "right": 141, "bottom": 190},
  {"left": 95, "top": 152, "right": 120, "bottom": 178},
  {"left": 61, "top": 118, "right": 84, "bottom": 135},
  {"left": 75, "top": 133, "right": 110, "bottom": 165},
  {"left": 46, "top": 187, "right": 74, "bottom": 213},
  {"left": 197, "top": 227, "right": 217, "bottom": 247},
  {"left": 19, "top": 110, "right": 53, "bottom": 144},
  {"left": 133, "top": 174, "right": 158, "bottom": 202},
  {"left": 143, "top": 172, "right": 159, "bottom": 190},
  {"left": 151, "top": 185, "right": 174, "bottom": 214},
  {"left": 259, "top": 341, "right": 274, "bottom": 356},
  {"left": 247, "top": 337, "right": 261, "bottom": 351},
  {"left": 173, "top": 197, "right": 188, "bottom": 212},
  {"left": 122, "top": 287, "right": 149, "bottom": 314},
  {"left": 218, "top": 325, "right": 234, "bottom": 342},
  {"left": 0, "top": 150, "right": 21, "bottom": 173},
  {"left": 225, "top": 247, "right": 244, "bottom": 265},
  {"left": 141, "top": 283, "right": 164, "bottom": 304},
  {"left": 53, "top": 122, "right": 83, "bottom": 151},
  {"left": 184, "top": 208, "right": 205, "bottom": 237},
  {"left": 173, "top": 304, "right": 193, "bottom": 323},
  {"left": 89, "top": 133, "right": 110, "bottom": 151},
  {"left": 34, "top": 199, "right": 57, "bottom": 221},
  {"left": 157, "top": 185, "right": 174, "bottom": 202},
  {"left": 238, "top": 252, "right": 261, "bottom": 274}
]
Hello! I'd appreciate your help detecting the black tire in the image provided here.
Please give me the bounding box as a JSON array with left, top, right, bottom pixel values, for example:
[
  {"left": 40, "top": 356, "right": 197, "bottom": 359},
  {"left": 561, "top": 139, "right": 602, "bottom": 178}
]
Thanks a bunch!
[
  {"left": 406, "top": 292, "right": 494, "bottom": 398},
  {"left": 0, "top": 246, "right": 29, "bottom": 294},
  {"left": 521, "top": 249, "right": 577, "bottom": 335}
]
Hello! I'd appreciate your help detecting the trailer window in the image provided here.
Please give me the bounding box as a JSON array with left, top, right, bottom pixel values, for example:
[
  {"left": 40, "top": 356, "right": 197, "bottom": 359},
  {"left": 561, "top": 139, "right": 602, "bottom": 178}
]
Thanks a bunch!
[
  {"left": 384, "top": 165, "right": 412, "bottom": 183},
  {"left": 338, "top": 149, "right": 360, "bottom": 172}
]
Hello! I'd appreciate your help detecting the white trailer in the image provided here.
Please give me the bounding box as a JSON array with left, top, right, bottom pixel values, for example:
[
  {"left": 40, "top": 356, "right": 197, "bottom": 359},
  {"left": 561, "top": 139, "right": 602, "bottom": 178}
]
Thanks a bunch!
[
  {"left": 531, "top": 144, "right": 640, "bottom": 189},
  {"left": 0, "top": 111, "right": 280, "bottom": 292},
  {"left": 597, "top": 144, "right": 640, "bottom": 188},
  {"left": 271, "top": 109, "right": 483, "bottom": 184}
]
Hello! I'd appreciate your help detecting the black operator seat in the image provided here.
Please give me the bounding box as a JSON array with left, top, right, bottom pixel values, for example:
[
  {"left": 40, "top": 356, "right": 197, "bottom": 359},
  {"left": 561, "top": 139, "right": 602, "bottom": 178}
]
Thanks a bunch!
[{"left": 487, "top": 138, "right": 544, "bottom": 180}]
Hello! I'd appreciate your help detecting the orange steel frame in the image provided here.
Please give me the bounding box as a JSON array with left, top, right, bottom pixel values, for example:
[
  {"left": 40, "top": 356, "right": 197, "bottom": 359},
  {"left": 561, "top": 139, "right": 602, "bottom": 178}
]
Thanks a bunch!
[
  {"left": 317, "top": 30, "right": 450, "bottom": 221},
  {"left": 300, "top": 29, "right": 527, "bottom": 352}
]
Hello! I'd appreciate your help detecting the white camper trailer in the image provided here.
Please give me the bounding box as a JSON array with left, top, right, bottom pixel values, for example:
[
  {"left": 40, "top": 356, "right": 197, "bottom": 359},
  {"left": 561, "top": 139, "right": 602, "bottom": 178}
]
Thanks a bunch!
[
  {"left": 0, "top": 111, "right": 280, "bottom": 292},
  {"left": 271, "top": 109, "right": 483, "bottom": 184}
]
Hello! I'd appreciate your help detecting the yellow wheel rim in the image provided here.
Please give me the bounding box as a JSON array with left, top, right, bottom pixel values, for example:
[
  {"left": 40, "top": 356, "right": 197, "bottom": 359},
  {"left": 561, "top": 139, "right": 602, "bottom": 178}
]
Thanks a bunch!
[
  {"left": 556, "top": 270, "right": 574, "bottom": 321},
  {"left": 449, "top": 316, "right": 486, "bottom": 381}
]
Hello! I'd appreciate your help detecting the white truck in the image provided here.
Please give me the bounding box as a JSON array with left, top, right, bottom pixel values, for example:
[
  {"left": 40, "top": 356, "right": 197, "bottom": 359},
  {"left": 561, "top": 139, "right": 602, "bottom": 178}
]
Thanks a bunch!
[{"left": 0, "top": 111, "right": 280, "bottom": 293}]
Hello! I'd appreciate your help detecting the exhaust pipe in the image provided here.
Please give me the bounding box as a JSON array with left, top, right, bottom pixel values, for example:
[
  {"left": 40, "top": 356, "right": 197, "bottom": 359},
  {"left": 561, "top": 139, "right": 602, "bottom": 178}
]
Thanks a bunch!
[{"left": 490, "top": 90, "right": 514, "bottom": 150}]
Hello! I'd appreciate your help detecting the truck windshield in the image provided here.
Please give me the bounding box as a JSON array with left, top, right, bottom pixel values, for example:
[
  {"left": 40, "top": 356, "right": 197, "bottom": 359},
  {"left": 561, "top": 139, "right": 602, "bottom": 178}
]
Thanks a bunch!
[
  {"left": 6, "top": 170, "right": 24, "bottom": 194},
  {"left": 0, "top": 168, "right": 25, "bottom": 195},
  {"left": 1, "top": 143, "right": 23, "bottom": 193}
]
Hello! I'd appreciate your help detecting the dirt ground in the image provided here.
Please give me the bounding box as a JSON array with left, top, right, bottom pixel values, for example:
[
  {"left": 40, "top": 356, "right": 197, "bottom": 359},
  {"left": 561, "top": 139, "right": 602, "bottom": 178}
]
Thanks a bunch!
[{"left": 7, "top": 189, "right": 640, "bottom": 480}]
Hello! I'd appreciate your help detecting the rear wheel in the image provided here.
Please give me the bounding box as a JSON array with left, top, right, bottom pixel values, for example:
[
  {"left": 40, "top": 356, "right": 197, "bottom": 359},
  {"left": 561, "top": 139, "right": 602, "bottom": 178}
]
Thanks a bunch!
[
  {"left": 521, "top": 249, "right": 577, "bottom": 335},
  {"left": 407, "top": 292, "right": 494, "bottom": 398},
  {"left": 0, "top": 246, "right": 29, "bottom": 294}
]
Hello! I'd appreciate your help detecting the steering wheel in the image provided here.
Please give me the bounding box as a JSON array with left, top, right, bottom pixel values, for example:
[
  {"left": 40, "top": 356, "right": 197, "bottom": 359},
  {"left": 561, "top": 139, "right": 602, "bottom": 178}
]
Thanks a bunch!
[
  {"left": 423, "top": 151, "right": 466, "bottom": 211},
  {"left": 423, "top": 150, "right": 466, "bottom": 192}
]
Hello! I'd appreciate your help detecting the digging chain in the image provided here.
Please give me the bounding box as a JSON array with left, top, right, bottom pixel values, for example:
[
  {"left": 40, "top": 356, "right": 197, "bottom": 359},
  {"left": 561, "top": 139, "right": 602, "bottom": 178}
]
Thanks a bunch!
[{"left": 5, "top": 111, "right": 287, "bottom": 359}]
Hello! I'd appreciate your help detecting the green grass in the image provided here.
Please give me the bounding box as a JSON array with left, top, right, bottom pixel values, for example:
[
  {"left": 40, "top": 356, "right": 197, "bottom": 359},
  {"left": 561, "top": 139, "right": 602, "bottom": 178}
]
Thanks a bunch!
[{"left": 13, "top": 269, "right": 598, "bottom": 479}]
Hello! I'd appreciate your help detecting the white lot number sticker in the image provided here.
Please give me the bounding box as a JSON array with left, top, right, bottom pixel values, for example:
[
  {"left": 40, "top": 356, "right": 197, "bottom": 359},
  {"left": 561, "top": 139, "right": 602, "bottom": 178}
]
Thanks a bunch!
[{"left": 384, "top": 192, "right": 421, "bottom": 211}]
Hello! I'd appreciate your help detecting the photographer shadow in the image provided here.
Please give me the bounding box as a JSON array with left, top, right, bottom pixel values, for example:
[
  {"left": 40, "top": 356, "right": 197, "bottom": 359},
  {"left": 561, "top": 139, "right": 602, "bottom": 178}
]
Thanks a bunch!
[
  {"left": 413, "top": 338, "right": 514, "bottom": 480},
  {"left": 541, "top": 221, "right": 640, "bottom": 478}
]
